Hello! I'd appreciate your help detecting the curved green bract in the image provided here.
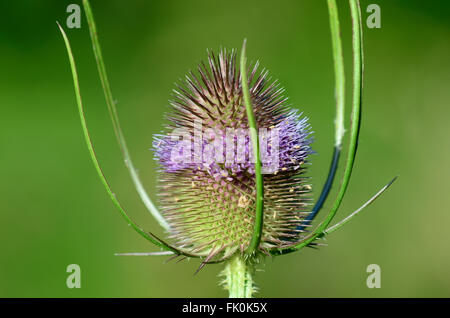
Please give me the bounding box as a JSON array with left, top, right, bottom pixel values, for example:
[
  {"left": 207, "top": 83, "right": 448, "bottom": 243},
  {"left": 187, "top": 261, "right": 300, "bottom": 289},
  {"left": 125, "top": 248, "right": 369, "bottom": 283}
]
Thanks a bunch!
[
  {"left": 328, "top": 0, "right": 346, "bottom": 149},
  {"left": 324, "top": 176, "right": 397, "bottom": 235},
  {"left": 270, "top": 0, "right": 364, "bottom": 256},
  {"left": 272, "top": 175, "right": 397, "bottom": 256},
  {"left": 304, "top": 0, "right": 346, "bottom": 224},
  {"left": 240, "top": 40, "right": 264, "bottom": 255},
  {"left": 82, "top": 0, "right": 170, "bottom": 231},
  {"left": 57, "top": 22, "right": 197, "bottom": 258}
]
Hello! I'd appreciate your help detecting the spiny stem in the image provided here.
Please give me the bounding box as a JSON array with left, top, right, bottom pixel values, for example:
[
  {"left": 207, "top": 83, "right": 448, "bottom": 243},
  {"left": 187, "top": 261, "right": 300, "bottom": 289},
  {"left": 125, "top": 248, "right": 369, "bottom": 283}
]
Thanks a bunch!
[{"left": 222, "top": 256, "right": 255, "bottom": 298}]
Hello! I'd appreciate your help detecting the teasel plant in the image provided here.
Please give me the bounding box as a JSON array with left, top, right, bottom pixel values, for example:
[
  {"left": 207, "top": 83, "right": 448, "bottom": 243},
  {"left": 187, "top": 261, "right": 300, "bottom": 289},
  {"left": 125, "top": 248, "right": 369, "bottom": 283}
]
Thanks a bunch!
[{"left": 58, "top": 0, "right": 396, "bottom": 298}]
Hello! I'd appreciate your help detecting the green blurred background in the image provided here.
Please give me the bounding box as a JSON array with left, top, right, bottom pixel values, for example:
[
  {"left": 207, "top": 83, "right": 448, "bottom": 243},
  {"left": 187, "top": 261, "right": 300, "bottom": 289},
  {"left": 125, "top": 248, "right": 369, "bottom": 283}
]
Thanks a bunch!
[{"left": 1, "top": 0, "right": 449, "bottom": 297}]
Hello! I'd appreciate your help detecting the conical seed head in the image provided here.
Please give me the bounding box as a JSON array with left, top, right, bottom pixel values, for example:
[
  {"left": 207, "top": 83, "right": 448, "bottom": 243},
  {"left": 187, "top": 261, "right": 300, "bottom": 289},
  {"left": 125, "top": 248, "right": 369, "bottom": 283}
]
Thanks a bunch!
[{"left": 153, "top": 49, "right": 313, "bottom": 260}]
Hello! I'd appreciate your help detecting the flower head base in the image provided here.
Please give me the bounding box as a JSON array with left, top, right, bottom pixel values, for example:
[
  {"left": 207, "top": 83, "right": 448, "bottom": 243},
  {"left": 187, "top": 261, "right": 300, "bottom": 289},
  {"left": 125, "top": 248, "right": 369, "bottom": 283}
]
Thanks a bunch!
[{"left": 153, "top": 49, "right": 313, "bottom": 261}]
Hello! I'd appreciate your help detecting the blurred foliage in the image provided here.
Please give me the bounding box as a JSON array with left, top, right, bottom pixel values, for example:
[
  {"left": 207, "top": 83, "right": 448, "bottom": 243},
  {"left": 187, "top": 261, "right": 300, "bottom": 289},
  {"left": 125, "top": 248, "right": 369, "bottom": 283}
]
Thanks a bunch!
[{"left": 0, "top": 0, "right": 449, "bottom": 297}]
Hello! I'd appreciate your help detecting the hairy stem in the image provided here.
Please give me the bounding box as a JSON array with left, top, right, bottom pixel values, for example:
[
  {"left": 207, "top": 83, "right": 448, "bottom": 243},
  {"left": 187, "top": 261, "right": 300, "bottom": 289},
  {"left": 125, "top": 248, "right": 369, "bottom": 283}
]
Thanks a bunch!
[{"left": 222, "top": 256, "right": 254, "bottom": 298}]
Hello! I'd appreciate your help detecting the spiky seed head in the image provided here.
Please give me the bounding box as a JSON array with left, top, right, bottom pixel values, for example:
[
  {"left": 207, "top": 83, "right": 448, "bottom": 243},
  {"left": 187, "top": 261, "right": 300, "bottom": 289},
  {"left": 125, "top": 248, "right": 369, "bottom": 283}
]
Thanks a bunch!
[{"left": 153, "top": 49, "right": 313, "bottom": 262}]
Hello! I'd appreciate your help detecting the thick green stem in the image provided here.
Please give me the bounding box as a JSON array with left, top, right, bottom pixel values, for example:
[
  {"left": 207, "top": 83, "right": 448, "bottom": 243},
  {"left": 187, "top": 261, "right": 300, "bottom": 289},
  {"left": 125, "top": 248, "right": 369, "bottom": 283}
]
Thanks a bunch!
[{"left": 222, "top": 256, "right": 254, "bottom": 298}]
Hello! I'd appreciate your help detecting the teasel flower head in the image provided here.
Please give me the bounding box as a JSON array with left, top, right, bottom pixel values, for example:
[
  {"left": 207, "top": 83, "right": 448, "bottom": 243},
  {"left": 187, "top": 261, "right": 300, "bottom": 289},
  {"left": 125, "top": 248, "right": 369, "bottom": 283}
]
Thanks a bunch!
[
  {"left": 152, "top": 49, "right": 313, "bottom": 262},
  {"left": 62, "top": 0, "right": 393, "bottom": 299}
]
